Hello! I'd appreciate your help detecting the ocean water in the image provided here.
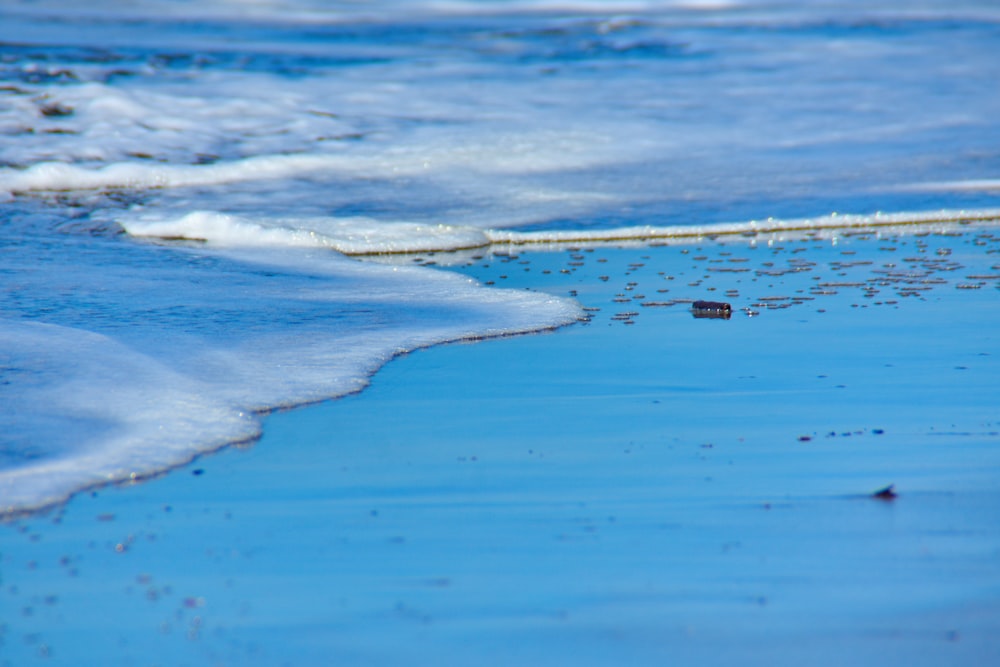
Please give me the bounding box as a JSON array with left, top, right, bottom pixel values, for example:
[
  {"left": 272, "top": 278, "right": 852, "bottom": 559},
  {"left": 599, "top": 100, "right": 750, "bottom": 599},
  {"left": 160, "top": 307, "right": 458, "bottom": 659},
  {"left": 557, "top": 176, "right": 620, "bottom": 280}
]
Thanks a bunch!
[{"left": 2, "top": 0, "right": 1000, "bottom": 514}]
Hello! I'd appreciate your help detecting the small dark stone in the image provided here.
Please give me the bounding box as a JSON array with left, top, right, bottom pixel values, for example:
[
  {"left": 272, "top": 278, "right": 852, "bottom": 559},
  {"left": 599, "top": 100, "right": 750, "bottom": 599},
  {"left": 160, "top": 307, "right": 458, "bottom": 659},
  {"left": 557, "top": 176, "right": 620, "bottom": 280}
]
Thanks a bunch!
[
  {"left": 872, "top": 484, "right": 897, "bottom": 500},
  {"left": 39, "top": 102, "right": 74, "bottom": 118}
]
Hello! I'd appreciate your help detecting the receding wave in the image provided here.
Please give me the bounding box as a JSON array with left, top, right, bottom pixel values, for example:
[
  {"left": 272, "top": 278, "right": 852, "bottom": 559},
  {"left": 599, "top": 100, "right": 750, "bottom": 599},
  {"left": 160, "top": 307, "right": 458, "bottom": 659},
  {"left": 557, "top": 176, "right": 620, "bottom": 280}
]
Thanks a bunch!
[
  {"left": 0, "top": 155, "right": 349, "bottom": 194},
  {"left": 123, "top": 212, "right": 493, "bottom": 255},
  {"left": 0, "top": 239, "right": 581, "bottom": 515}
]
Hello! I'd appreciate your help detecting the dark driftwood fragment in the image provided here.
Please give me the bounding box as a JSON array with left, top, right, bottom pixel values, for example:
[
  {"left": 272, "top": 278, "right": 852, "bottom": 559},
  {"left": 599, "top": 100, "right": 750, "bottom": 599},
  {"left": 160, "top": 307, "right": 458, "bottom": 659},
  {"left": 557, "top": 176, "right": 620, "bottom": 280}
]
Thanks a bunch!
[{"left": 691, "top": 300, "right": 732, "bottom": 319}]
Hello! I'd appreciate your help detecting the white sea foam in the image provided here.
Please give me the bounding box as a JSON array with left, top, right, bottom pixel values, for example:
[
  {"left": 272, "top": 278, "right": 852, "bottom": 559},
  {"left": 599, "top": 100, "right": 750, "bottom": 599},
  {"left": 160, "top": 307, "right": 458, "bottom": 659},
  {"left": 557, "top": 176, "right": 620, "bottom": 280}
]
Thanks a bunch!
[
  {"left": 121, "top": 207, "right": 1000, "bottom": 255},
  {"left": 0, "top": 320, "right": 260, "bottom": 513},
  {"left": 0, "top": 246, "right": 581, "bottom": 514},
  {"left": 0, "top": 134, "right": 619, "bottom": 193},
  {"left": 4, "top": 0, "right": 998, "bottom": 230},
  {"left": 488, "top": 209, "right": 1000, "bottom": 247},
  {"left": 0, "top": 155, "right": 343, "bottom": 193},
  {"left": 123, "top": 211, "right": 492, "bottom": 254}
]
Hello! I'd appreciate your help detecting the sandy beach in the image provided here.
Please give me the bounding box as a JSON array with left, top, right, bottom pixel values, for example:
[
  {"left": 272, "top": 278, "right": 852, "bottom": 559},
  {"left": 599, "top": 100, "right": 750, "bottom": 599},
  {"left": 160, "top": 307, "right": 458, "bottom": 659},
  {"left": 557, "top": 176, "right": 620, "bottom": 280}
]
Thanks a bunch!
[
  {"left": 3, "top": 225, "right": 999, "bottom": 666},
  {"left": 4, "top": 2, "right": 1000, "bottom": 664}
]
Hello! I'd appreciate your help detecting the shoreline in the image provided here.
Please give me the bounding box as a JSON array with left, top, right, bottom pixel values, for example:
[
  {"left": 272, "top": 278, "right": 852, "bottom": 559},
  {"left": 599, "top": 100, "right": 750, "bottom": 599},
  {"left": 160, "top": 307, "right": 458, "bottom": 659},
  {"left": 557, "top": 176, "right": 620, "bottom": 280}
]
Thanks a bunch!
[
  {"left": 15, "top": 213, "right": 999, "bottom": 520},
  {"left": 2, "top": 227, "right": 999, "bottom": 665}
]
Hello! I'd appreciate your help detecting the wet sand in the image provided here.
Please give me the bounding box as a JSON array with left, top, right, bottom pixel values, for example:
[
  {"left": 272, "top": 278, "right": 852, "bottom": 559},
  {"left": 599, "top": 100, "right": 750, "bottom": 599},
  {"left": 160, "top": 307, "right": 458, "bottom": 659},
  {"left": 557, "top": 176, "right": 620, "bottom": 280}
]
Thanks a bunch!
[{"left": 2, "top": 226, "right": 1000, "bottom": 666}]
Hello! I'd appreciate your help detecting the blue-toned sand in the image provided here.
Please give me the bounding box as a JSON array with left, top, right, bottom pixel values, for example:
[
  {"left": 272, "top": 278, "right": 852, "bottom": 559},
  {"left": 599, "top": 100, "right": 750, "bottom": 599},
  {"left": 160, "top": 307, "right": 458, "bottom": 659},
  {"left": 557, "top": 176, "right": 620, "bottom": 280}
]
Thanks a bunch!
[{"left": 3, "top": 228, "right": 999, "bottom": 666}]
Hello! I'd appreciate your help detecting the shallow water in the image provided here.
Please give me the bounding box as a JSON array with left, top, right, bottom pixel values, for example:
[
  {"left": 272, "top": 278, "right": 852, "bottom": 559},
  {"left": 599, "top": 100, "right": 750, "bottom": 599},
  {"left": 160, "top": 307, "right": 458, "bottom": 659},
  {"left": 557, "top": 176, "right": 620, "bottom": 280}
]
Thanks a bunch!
[
  {"left": 2, "top": 0, "right": 1000, "bottom": 516},
  {"left": 1, "top": 231, "right": 997, "bottom": 666}
]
